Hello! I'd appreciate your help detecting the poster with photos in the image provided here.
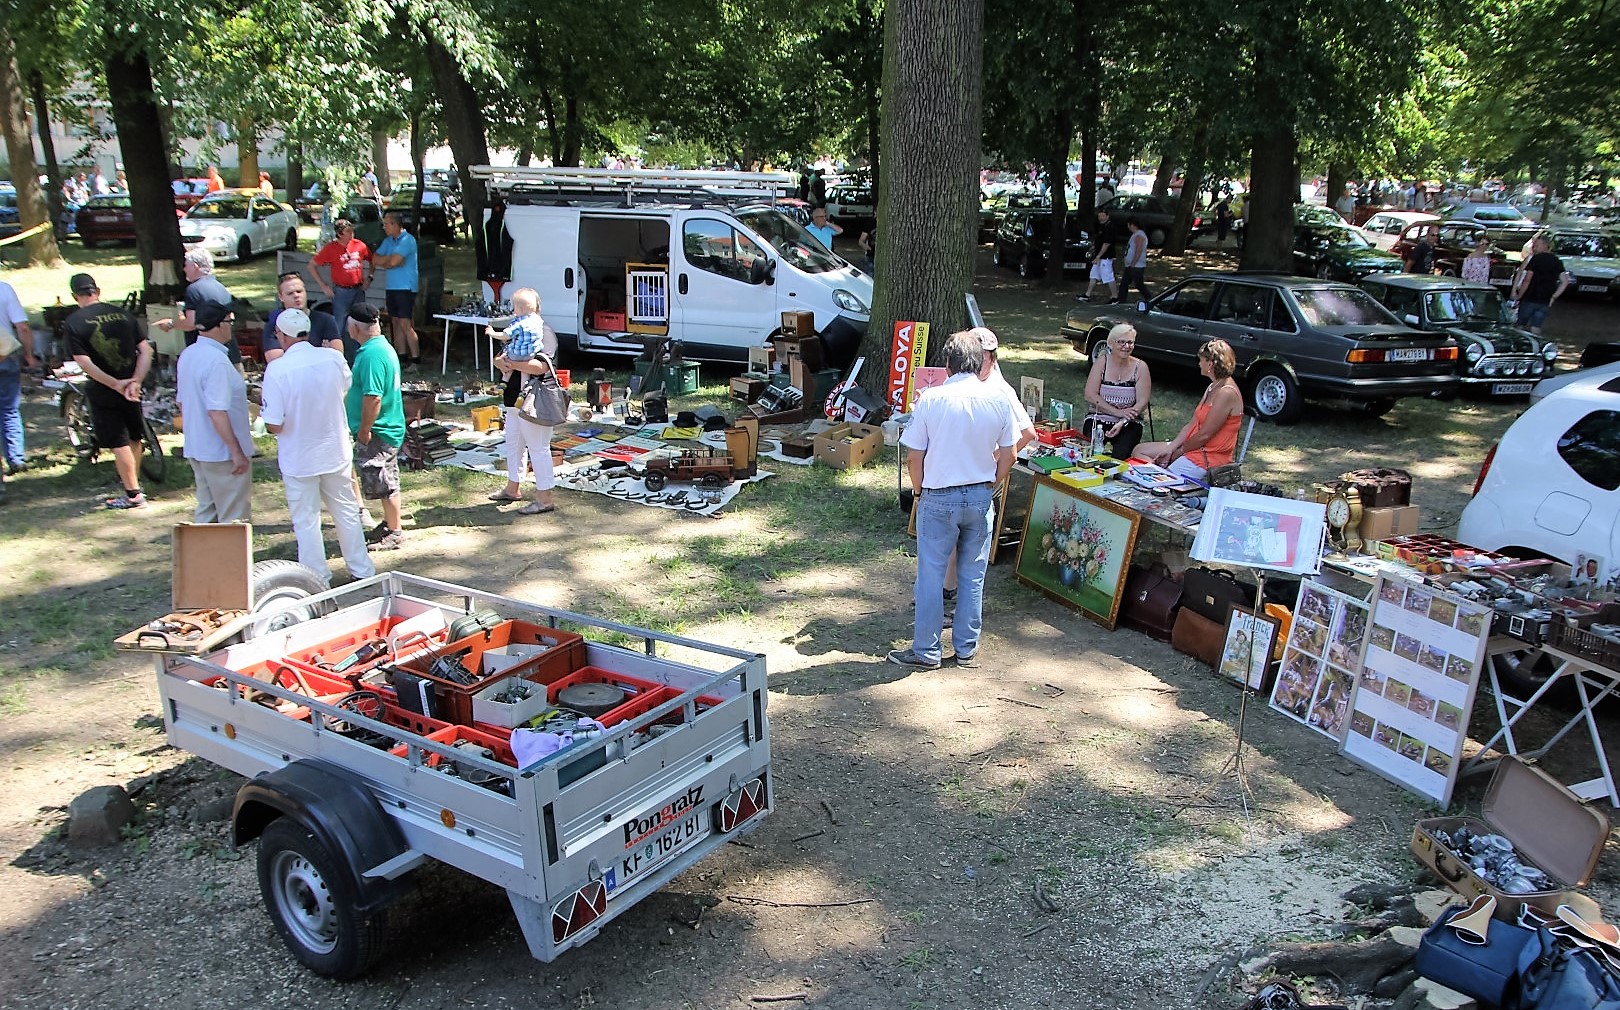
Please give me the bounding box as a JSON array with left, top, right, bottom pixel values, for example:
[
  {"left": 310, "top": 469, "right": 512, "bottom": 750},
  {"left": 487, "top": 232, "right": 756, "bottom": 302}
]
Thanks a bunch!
[
  {"left": 1268, "top": 581, "right": 1370, "bottom": 741},
  {"left": 1339, "top": 574, "right": 1491, "bottom": 807}
]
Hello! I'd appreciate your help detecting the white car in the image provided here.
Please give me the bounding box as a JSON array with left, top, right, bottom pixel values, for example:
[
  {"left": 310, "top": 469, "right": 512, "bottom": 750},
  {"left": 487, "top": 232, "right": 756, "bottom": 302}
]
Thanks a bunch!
[
  {"left": 1458, "top": 368, "right": 1620, "bottom": 565},
  {"left": 180, "top": 192, "right": 300, "bottom": 263},
  {"left": 1441, "top": 202, "right": 1535, "bottom": 228},
  {"left": 1359, "top": 210, "right": 1439, "bottom": 251}
]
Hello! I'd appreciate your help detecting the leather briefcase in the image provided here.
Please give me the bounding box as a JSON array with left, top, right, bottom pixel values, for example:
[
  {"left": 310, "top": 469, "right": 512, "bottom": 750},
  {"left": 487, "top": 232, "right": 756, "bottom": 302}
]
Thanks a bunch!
[
  {"left": 1183, "top": 566, "right": 1253, "bottom": 624},
  {"left": 1120, "top": 563, "right": 1183, "bottom": 641},
  {"left": 1171, "top": 607, "right": 1225, "bottom": 666}
]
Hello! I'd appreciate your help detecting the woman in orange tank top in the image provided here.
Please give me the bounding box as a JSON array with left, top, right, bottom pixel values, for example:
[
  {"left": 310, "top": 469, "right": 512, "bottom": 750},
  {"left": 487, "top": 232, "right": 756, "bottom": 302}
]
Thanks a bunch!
[{"left": 1133, "top": 338, "right": 1244, "bottom": 480}]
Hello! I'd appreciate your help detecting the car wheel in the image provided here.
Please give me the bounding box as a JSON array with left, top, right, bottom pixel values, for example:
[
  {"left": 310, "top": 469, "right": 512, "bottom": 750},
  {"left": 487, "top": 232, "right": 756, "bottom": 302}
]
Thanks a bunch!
[
  {"left": 284, "top": 228, "right": 298, "bottom": 251},
  {"left": 992, "top": 245, "right": 1005, "bottom": 268},
  {"left": 1359, "top": 397, "right": 1397, "bottom": 418},
  {"left": 1088, "top": 334, "right": 1109, "bottom": 364},
  {"left": 1148, "top": 227, "right": 1166, "bottom": 248},
  {"left": 1316, "top": 263, "right": 1333, "bottom": 280},
  {"left": 1018, "top": 254, "right": 1040, "bottom": 279},
  {"left": 237, "top": 236, "right": 252, "bottom": 262},
  {"left": 1441, "top": 267, "right": 1457, "bottom": 277},
  {"left": 1247, "top": 365, "right": 1302, "bottom": 424},
  {"left": 79, "top": 234, "right": 98, "bottom": 248},
  {"left": 256, "top": 818, "right": 387, "bottom": 979}
]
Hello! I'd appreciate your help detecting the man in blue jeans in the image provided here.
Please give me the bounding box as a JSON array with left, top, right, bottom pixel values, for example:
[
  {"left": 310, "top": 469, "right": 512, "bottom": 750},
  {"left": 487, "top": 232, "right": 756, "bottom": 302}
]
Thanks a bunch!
[
  {"left": 889, "top": 330, "right": 1018, "bottom": 670},
  {"left": 0, "top": 278, "right": 36, "bottom": 475}
]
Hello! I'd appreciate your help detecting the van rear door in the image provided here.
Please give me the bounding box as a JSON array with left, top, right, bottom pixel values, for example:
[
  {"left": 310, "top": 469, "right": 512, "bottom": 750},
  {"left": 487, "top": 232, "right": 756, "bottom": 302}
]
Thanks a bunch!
[
  {"left": 674, "top": 217, "right": 775, "bottom": 360},
  {"left": 505, "top": 205, "right": 582, "bottom": 340}
]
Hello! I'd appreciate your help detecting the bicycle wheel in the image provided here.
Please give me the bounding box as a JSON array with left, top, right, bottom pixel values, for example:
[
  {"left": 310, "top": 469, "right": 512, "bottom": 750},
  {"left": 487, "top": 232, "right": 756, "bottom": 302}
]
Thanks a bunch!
[
  {"left": 140, "top": 416, "right": 166, "bottom": 484},
  {"left": 62, "top": 386, "right": 98, "bottom": 462}
]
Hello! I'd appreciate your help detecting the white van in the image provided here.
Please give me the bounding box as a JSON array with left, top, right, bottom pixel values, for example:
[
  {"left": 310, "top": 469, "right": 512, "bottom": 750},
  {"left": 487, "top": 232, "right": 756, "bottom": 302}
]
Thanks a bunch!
[{"left": 472, "top": 167, "right": 874, "bottom": 367}]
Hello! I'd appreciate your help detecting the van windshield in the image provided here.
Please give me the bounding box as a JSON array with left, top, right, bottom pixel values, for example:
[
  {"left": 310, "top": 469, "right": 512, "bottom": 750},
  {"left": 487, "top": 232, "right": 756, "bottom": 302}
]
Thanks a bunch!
[{"left": 736, "top": 208, "right": 845, "bottom": 274}]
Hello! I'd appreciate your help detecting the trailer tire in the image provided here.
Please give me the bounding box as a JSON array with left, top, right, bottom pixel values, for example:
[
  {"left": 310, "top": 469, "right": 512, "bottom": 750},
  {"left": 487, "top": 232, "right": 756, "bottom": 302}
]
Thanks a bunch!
[
  {"left": 248, "top": 560, "right": 332, "bottom": 639},
  {"left": 257, "top": 817, "right": 386, "bottom": 979}
]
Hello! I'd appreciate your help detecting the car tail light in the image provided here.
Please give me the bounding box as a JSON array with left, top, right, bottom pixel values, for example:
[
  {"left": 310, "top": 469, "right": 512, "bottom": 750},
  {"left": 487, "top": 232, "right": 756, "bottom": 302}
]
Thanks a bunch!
[
  {"left": 1472, "top": 443, "right": 1498, "bottom": 497},
  {"left": 1435, "top": 346, "right": 1458, "bottom": 361},
  {"left": 718, "top": 775, "right": 767, "bottom": 832},
  {"left": 1347, "top": 349, "right": 1382, "bottom": 363},
  {"left": 551, "top": 879, "right": 607, "bottom": 944}
]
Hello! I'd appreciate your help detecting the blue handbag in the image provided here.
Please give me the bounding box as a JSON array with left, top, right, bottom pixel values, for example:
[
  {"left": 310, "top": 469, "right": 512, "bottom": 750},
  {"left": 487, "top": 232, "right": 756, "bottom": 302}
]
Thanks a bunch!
[
  {"left": 1522, "top": 946, "right": 1620, "bottom": 1010},
  {"left": 1415, "top": 896, "right": 1556, "bottom": 1008}
]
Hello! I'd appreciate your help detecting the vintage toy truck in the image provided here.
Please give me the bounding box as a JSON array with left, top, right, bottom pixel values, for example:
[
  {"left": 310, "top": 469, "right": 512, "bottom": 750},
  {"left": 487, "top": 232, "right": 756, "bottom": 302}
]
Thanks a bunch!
[{"left": 136, "top": 571, "right": 772, "bottom": 978}]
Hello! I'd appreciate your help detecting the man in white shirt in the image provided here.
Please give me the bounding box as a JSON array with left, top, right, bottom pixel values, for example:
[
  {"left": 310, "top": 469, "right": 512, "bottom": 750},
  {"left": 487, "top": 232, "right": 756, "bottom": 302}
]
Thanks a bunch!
[
  {"left": 890, "top": 330, "right": 1018, "bottom": 670},
  {"left": 177, "top": 302, "right": 254, "bottom": 522},
  {"left": 260, "top": 309, "right": 375, "bottom": 584}
]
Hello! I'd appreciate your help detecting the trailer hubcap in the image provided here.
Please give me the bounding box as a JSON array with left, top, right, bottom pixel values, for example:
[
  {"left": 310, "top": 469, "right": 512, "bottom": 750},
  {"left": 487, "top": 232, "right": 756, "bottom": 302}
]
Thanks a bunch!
[{"left": 270, "top": 851, "right": 339, "bottom": 953}]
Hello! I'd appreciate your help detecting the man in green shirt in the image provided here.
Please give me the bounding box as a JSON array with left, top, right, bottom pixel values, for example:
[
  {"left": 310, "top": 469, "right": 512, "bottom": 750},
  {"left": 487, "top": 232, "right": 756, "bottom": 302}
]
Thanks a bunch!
[{"left": 345, "top": 304, "right": 407, "bottom": 550}]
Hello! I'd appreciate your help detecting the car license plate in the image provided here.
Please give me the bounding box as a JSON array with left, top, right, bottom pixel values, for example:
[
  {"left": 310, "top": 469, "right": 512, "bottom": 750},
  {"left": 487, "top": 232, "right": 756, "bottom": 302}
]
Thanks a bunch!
[
  {"left": 1578, "top": 283, "right": 1608, "bottom": 293},
  {"left": 94, "top": 214, "right": 116, "bottom": 222},
  {"left": 1387, "top": 348, "right": 1432, "bottom": 362},
  {"left": 1063, "top": 261, "right": 1083, "bottom": 270},
  {"left": 607, "top": 806, "right": 709, "bottom": 894},
  {"left": 1492, "top": 382, "right": 1534, "bottom": 396}
]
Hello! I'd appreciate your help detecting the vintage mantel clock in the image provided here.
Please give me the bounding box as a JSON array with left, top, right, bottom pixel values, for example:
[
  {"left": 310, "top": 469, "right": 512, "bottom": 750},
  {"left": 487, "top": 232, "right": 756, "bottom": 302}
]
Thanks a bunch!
[{"left": 1315, "top": 482, "right": 1364, "bottom": 554}]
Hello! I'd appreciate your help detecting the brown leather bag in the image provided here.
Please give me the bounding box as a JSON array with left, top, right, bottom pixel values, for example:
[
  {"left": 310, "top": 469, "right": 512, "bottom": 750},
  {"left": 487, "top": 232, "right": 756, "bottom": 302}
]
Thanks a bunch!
[
  {"left": 1119, "top": 563, "right": 1183, "bottom": 641},
  {"left": 1172, "top": 607, "right": 1225, "bottom": 666}
]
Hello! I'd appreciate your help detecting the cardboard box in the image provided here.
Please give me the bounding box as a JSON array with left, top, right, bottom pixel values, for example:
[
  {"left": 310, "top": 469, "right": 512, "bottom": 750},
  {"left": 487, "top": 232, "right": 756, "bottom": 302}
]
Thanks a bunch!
[
  {"left": 1410, "top": 757, "right": 1608, "bottom": 922},
  {"left": 813, "top": 422, "right": 884, "bottom": 470},
  {"left": 780, "top": 310, "right": 816, "bottom": 337},
  {"left": 1360, "top": 504, "right": 1420, "bottom": 542}
]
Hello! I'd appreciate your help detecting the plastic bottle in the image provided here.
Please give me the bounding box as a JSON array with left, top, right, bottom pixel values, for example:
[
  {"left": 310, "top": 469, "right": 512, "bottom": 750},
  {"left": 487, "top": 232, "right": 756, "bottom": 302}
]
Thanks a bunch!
[{"left": 1090, "top": 422, "right": 1104, "bottom": 459}]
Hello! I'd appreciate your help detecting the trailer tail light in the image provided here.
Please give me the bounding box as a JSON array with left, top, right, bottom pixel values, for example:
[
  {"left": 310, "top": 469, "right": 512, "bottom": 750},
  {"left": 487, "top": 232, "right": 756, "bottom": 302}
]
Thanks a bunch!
[
  {"left": 1472, "top": 443, "right": 1498, "bottom": 497},
  {"left": 551, "top": 879, "right": 607, "bottom": 944},
  {"left": 718, "top": 775, "right": 767, "bottom": 832}
]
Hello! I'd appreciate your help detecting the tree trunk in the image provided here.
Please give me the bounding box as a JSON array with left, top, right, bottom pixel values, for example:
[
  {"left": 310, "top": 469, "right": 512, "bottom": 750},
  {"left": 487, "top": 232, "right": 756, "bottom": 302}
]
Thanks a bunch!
[
  {"left": 26, "top": 68, "right": 63, "bottom": 236},
  {"left": 371, "top": 128, "right": 391, "bottom": 194},
  {"left": 424, "top": 35, "right": 493, "bottom": 251},
  {"left": 0, "top": 36, "right": 59, "bottom": 266},
  {"left": 562, "top": 90, "right": 582, "bottom": 167},
  {"left": 540, "top": 82, "right": 561, "bottom": 164},
  {"left": 1151, "top": 153, "right": 1175, "bottom": 198},
  {"left": 1164, "top": 123, "right": 1208, "bottom": 255},
  {"left": 516, "top": 142, "right": 532, "bottom": 167},
  {"left": 1042, "top": 120, "right": 1071, "bottom": 289},
  {"left": 1237, "top": 20, "right": 1298, "bottom": 275},
  {"left": 859, "top": 0, "right": 985, "bottom": 382},
  {"left": 408, "top": 110, "right": 426, "bottom": 228},
  {"left": 1324, "top": 161, "right": 1353, "bottom": 220},
  {"left": 104, "top": 38, "right": 184, "bottom": 301},
  {"left": 237, "top": 115, "right": 259, "bottom": 187},
  {"left": 286, "top": 143, "right": 303, "bottom": 203},
  {"left": 1077, "top": 80, "right": 1099, "bottom": 215}
]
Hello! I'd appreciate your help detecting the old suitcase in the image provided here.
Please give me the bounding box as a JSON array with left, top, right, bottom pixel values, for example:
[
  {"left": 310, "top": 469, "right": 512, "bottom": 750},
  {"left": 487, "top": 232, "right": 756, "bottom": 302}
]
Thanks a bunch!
[
  {"left": 1183, "top": 566, "right": 1254, "bottom": 624},
  {"left": 1171, "top": 607, "right": 1225, "bottom": 666},
  {"left": 1119, "top": 563, "right": 1183, "bottom": 641},
  {"left": 1340, "top": 467, "right": 1412, "bottom": 508}
]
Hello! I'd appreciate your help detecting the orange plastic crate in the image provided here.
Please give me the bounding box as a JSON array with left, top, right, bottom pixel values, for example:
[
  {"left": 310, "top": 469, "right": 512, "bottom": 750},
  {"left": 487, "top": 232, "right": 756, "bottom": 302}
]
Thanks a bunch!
[{"left": 390, "top": 724, "right": 516, "bottom": 767}]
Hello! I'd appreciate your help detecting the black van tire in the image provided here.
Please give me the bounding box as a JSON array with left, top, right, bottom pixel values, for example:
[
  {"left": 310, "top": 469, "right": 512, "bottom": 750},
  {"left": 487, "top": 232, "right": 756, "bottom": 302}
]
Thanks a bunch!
[{"left": 257, "top": 817, "right": 386, "bottom": 979}]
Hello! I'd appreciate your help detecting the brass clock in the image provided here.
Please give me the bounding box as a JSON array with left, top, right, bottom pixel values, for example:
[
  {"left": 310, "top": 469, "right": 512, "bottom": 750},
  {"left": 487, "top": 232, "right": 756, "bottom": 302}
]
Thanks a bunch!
[{"left": 1324, "top": 484, "right": 1363, "bottom": 554}]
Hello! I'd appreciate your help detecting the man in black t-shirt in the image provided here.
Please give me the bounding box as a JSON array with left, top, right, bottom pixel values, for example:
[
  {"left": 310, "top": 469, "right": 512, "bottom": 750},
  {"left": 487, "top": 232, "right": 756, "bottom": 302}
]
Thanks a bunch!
[
  {"left": 64, "top": 272, "right": 153, "bottom": 509},
  {"left": 1080, "top": 208, "right": 1123, "bottom": 303},
  {"left": 1512, "top": 236, "right": 1571, "bottom": 335}
]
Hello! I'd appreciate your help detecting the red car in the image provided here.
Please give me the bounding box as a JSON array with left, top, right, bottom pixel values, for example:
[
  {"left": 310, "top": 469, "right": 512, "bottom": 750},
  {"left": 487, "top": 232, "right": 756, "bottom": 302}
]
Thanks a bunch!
[
  {"left": 75, "top": 193, "right": 136, "bottom": 246},
  {"left": 172, "top": 178, "right": 212, "bottom": 210}
]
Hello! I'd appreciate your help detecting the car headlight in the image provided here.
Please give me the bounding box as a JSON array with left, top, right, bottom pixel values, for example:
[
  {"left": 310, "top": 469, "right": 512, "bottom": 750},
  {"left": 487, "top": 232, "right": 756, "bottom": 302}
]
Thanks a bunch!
[
  {"left": 1532, "top": 360, "right": 1545, "bottom": 375},
  {"left": 1464, "top": 344, "right": 1484, "bottom": 362},
  {"left": 832, "top": 289, "right": 868, "bottom": 314},
  {"left": 1542, "top": 341, "right": 1559, "bottom": 363}
]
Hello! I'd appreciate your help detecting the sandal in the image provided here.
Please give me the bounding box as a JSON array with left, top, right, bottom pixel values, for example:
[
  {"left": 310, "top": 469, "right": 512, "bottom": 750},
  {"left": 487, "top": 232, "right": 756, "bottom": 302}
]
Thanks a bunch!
[
  {"left": 518, "top": 501, "right": 556, "bottom": 515},
  {"left": 487, "top": 490, "right": 523, "bottom": 502}
]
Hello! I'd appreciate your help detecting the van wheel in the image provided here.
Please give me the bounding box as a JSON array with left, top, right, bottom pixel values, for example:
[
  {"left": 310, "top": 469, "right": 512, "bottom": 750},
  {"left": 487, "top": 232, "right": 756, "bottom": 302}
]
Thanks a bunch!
[
  {"left": 1248, "top": 365, "right": 1302, "bottom": 424},
  {"left": 257, "top": 818, "right": 386, "bottom": 979},
  {"left": 248, "top": 561, "right": 332, "bottom": 639},
  {"left": 1491, "top": 649, "right": 1574, "bottom": 704}
]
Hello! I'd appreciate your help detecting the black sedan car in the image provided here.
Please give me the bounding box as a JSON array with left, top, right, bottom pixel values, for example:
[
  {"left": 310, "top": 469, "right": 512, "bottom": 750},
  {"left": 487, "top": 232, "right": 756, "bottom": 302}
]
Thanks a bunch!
[
  {"left": 386, "top": 185, "right": 460, "bottom": 242},
  {"left": 1293, "top": 223, "right": 1403, "bottom": 281},
  {"left": 1060, "top": 273, "right": 1458, "bottom": 422},
  {"left": 1095, "top": 193, "right": 1205, "bottom": 247},
  {"left": 990, "top": 209, "right": 1092, "bottom": 279},
  {"left": 1359, "top": 274, "right": 1558, "bottom": 397}
]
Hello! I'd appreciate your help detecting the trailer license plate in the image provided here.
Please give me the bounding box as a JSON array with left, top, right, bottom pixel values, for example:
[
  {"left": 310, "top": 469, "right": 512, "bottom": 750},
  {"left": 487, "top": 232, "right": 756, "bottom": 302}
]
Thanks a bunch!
[
  {"left": 608, "top": 809, "right": 709, "bottom": 894},
  {"left": 1492, "top": 382, "right": 1534, "bottom": 395},
  {"left": 1387, "top": 348, "right": 1431, "bottom": 362}
]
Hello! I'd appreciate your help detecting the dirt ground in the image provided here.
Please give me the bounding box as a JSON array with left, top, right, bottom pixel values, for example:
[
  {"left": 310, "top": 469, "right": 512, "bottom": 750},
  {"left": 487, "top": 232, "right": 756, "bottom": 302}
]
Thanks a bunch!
[{"left": 3, "top": 244, "right": 1619, "bottom": 1010}]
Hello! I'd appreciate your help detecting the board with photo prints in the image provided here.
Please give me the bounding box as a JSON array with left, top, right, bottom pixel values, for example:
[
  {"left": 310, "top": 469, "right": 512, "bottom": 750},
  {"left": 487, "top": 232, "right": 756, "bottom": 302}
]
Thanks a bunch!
[
  {"left": 1338, "top": 574, "right": 1491, "bottom": 807},
  {"left": 1269, "top": 581, "right": 1370, "bottom": 741}
]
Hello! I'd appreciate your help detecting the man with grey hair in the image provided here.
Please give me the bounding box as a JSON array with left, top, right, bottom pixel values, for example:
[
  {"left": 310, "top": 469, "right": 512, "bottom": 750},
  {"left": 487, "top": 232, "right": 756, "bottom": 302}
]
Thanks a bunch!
[
  {"left": 156, "top": 247, "right": 239, "bottom": 364},
  {"left": 177, "top": 301, "right": 254, "bottom": 522},
  {"left": 890, "top": 330, "right": 1018, "bottom": 670}
]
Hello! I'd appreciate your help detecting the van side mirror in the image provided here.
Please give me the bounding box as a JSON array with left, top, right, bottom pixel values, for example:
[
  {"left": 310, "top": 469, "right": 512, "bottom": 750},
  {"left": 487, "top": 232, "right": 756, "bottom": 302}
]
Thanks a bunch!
[{"left": 764, "top": 259, "right": 777, "bottom": 285}]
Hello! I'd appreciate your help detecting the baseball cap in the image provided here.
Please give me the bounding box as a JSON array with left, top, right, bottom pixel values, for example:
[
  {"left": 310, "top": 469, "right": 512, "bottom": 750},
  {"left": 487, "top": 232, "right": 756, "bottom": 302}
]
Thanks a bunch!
[
  {"left": 971, "top": 326, "right": 998, "bottom": 352},
  {"left": 274, "top": 308, "right": 311, "bottom": 339},
  {"left": 193, "top": 301, "right": 234, "bottom": 331},
  {"left": 348, "top": 303, "right": 380, "bottom": 325},
  {"left": 69, "top": 272, "right": 98, "bottom": 295}
]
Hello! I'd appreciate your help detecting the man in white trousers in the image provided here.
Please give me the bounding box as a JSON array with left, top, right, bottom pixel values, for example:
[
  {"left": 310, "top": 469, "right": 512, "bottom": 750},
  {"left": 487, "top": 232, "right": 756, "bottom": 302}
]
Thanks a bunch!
[{"left": 259, "top": 308, "right": 375, "bottom": 583}]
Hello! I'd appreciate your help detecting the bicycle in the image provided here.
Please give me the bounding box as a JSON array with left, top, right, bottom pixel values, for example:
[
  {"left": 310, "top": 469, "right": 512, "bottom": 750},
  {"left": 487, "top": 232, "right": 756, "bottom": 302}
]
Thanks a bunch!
[{"left": 58, "top": 373, "right": 168, "bottom": 484}]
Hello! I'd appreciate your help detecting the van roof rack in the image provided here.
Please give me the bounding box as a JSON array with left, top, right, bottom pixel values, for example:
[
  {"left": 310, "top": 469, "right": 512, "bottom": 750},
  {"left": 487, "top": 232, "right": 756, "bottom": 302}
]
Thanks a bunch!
[{"left": 470, "top": 165, "right": 796, "bottom": 208}]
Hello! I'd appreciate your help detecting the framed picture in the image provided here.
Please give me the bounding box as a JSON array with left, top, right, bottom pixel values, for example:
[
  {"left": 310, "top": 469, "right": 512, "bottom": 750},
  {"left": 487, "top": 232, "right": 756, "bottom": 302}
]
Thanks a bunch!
[
  {"left": 1014, "top": 479, "right": 1141, "bottom": 628},
  {"left": 1219, "top": 608, "right": 1281, "bottom": 690},
  {"left": 1019, "top": 376, "right": 1045, "bottom": 421},
  {"left": 1191, "top": 487, "right": 1326, "bottom": 576}
]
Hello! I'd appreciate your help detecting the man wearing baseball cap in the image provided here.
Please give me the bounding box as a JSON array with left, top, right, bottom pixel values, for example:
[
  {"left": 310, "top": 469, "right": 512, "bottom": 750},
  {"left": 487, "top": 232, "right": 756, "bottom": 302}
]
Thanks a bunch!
[
  {"left": 176, "top": 300, "right": 254, "bottom": 522},
  {"left": 63, "top": 272, "right": 154, "bottom": 509},
  {"left": 261, "top": 307, "right": 374, "bottom": 583},
  {"left": 344, "top": 303, "right": 407, "bottom": 550}
]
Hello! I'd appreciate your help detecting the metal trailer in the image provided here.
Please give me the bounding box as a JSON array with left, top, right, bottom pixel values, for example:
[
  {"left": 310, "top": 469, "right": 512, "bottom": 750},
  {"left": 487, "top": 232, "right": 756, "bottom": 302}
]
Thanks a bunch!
[{"left": 142, "top": 571, "right": 772, "bottom": 979}]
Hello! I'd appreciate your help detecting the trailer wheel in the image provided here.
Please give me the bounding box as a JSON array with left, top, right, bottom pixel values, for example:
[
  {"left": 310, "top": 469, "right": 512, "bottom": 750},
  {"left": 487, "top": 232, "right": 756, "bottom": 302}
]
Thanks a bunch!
[
  {"left": 248, "top": 560, "right": 332, "bottom": 638},
  {"left": 257, "top": 818, "right": 385, "bottom": 979}
]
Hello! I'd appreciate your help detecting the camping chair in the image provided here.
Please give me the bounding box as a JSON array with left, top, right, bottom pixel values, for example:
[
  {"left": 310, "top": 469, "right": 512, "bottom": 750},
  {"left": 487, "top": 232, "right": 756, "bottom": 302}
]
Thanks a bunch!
[{"left": 1205, "top": 408, "right": 1259, "bottom": 488}]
